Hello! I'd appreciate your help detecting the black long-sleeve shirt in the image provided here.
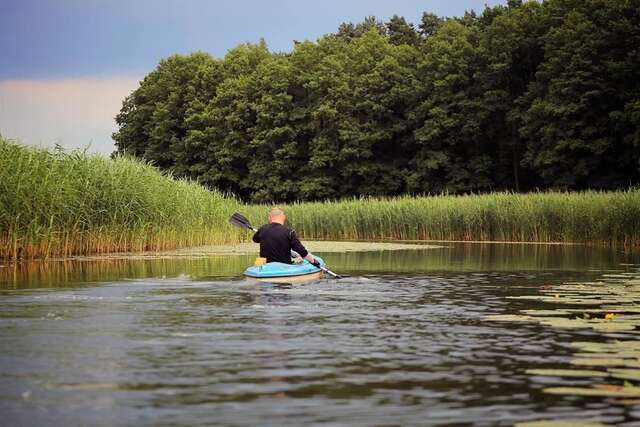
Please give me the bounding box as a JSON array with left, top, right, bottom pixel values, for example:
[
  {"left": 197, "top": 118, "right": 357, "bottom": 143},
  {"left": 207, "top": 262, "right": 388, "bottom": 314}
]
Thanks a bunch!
[{"left": 252, "top": 223, "right": 309, "bottom": 264}]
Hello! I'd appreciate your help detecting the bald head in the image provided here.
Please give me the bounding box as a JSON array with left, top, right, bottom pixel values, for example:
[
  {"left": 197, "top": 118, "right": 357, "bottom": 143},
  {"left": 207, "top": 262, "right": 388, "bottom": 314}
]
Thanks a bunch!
[{"left": 268, "top": 208, "right": 286, "bottom": 224}]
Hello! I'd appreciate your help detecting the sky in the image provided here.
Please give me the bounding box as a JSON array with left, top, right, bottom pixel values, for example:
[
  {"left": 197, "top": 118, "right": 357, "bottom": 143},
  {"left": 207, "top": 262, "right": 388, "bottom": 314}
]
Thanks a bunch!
[{"left": 0, "top": 0, "right": 506, "bottom": 154}]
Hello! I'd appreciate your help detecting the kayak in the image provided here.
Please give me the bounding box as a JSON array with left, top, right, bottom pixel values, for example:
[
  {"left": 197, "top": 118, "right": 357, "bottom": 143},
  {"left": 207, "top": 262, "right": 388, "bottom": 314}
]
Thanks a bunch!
[{"left": 244, "top": 256, "right": 326, "bottom": 283}]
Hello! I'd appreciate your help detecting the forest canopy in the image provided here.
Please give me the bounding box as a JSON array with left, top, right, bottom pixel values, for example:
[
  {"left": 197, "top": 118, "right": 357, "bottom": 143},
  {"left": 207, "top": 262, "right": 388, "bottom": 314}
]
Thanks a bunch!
[{"left": 113, "top": 0, "right": 640, "bottom": 202}]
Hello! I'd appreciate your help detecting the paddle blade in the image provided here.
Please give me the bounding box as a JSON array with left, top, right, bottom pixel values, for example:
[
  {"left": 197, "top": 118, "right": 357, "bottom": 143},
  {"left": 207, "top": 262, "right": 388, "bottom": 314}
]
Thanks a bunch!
[{"left": 229, "top": 212, "right": 254, "bottom": 230}]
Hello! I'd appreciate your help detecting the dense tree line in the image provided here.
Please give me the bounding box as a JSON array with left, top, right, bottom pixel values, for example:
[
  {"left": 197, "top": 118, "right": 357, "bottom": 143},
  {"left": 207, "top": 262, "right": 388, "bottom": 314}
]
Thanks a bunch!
[{"left": 113, "top": 0, "right": 640, "bottom": 202}]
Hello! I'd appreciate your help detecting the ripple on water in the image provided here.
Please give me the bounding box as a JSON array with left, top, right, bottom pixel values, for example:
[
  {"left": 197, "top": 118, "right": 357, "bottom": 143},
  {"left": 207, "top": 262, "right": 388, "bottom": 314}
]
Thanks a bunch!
[{"left": 0, "top": 266, "right": 638, "bottom": 426}]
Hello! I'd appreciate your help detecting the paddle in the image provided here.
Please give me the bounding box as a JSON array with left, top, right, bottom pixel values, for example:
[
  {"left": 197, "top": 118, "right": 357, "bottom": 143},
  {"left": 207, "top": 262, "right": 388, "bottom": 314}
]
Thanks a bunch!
[
  {"left": 229, "top": 212, "right": 258, "bottom": 232},
  {"left": 229, "top": 212, "right": 344, "bottom": 279}
]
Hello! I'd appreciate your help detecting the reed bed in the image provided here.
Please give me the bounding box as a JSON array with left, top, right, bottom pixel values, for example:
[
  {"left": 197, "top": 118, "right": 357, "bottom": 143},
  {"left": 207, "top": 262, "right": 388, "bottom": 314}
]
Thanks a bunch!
[
  {"left": 0, "top": 139, "right": 242, "bottom": 259},
  {"left": 247, "top": 190, "right": 640, "bottom": 249},
  {"left": 2, "top": 138, "right": 640, "bottom": 260}
]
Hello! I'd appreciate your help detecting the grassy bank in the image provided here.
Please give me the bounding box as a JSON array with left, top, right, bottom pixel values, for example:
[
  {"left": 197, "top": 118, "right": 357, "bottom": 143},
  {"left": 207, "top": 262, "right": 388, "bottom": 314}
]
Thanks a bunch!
[
  {"left": 2, "top": 139, "right": 640, "bottom": 260},
  {"left": 244, "top": 191, "right": 640, "bottom": 250},
  {"left": 0, "top": 139, "right": 241, "bottom": 259}
]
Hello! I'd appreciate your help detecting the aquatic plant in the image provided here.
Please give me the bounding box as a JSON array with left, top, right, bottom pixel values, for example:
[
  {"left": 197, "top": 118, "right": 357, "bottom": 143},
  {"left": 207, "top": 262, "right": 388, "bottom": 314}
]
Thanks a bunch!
[
  {"left": 515, "top": 421, "right": 607, "bottom": 427},
  {"left": 0, "top": 139, "right": 242, "bottom": 259},
  {"left": 266, "top": 190, "right": 640, "bottom": 248},
  {"left": 487, "top": 268, "right": 640, "bottom": 405},
  {"left": 488, "top": 271, "right": 640, "bottom": 332}
]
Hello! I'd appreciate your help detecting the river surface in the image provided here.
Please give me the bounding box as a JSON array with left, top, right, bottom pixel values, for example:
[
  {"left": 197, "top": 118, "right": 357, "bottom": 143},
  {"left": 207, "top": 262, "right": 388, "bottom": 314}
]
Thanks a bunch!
[{"left": 1, "top": 243, "right": 640, "bottom": 426}]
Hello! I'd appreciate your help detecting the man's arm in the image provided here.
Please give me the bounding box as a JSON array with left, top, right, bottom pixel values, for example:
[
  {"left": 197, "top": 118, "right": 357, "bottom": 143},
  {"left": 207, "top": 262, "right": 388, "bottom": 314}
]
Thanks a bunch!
[
  {"left": 290, "top": 230, "right": 317, "bottom": 265},
  {"left": 303, "top": 253, "right": 318, "bottom": 266},
  {"left": 252, "top": 227, "right": 261, "bottom": 243}
]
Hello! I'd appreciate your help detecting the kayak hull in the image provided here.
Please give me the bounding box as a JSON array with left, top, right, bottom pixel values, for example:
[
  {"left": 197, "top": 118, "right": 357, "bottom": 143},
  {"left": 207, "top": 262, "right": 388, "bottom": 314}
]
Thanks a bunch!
[
  {"left": 244, "top": 256, "right": 325, "bottom": 283},
  {"left": 246, "top": 271, "right": 324, "bottom": 283}
]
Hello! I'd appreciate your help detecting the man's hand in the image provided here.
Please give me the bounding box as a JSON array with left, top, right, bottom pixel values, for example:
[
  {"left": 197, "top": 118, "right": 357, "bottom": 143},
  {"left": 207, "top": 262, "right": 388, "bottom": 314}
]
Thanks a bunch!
[{"left": 304, "top": 253, "right": 320, "bottom": 267}]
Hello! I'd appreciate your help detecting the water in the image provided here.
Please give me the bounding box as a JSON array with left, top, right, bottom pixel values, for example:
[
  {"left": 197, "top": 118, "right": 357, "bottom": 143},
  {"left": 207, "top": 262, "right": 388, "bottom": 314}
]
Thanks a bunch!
[{"left": 1, "top": 243, "right": 639, "bottom": 426}]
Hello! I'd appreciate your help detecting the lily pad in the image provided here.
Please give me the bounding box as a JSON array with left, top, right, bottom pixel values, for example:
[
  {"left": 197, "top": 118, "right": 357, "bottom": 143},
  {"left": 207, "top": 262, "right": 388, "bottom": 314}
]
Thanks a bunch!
[
  {"left": 573, "top": 352, "right": 640, "bottom": 359},
  {"left": 608, "top": 369, "right": 640, "bottom": 382},
  {"left": 572, "top": 341, "right": 640, "bottom": 352},
  {"left": 568, "top": 308, "right": 640, "bottom": 314},
  {"left": 539, "top": 290, "right": 610, "bottom": 296},
  {"left": 590, "top": 323, "right": 637, "bottom": 332},
  {"left": 553, "top": 299, "right": 624, "bottom": 306},
  {"left": 506, "top": 296, "right": 560, "bottom": 301},
  {"left": 611, "top": 398, "right": 640, "bottom": 405},
  {"left": 515, "top": 421, "right": 608, "bottom": 427},
  {"left": 526, "top": 369, "right": 608, "bottom": 378},
  {"left": 544, "top": 385, "right": 640, "bottom": 397},
  {"left": 484, "top": 314, "right": 535, "bottom": 322},
  {"left": 564, "top": 281, "right": 607, "bottom": 285},
  {"left": 570, "top": 358, "right": 640, "bottom": 368},
  {"left": 538, "top": 318, "right": 592, "bottom": 329},
  {"left": 520, "top": 310, "right": 573, "bottom": 317}
]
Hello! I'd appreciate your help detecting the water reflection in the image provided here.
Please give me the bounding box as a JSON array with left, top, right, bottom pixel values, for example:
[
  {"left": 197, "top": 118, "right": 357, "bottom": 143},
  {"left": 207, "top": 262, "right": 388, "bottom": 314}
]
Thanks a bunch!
[
  {"left": 1, "top": 243, "right": 637, "bottom": 289},
  {"left": 0, "top": 255, "right": 254, "bottom": 289},
  {"left": 322, "top": 243, "right": 636, "bottom": 274}
]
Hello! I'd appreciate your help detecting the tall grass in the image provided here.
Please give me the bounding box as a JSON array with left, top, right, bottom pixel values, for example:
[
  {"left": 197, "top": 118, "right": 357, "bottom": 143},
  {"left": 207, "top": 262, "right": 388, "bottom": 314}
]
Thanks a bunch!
[
  {"left": 0, "top": 139, "right": 242, "bottom": 259},
  {"left": 245, "top": 191, "right": 640, "bottom": 248},
  {"left": 2, "top": 138, "right": 640, "bottom": 260}
]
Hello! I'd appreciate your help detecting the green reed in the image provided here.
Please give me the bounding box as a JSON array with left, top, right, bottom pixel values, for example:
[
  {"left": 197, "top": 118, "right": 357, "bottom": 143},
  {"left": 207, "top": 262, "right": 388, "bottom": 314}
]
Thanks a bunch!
[
  {"left": 0, "top": 139, "right": 242, "bottom": 259},
  {"left": 262, "top": 190, "right": 640, "bottom": 248}
]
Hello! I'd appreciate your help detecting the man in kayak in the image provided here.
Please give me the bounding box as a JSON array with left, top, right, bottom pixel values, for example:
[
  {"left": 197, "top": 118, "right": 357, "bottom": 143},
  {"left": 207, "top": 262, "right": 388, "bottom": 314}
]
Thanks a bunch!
[{"left": 253, "top": 208, "right": 320, "bottom": 266}]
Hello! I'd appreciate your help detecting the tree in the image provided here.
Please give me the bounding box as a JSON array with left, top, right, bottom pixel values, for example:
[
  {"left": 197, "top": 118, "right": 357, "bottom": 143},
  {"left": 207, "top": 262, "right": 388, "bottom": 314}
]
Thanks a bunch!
[
  {"left": 386, "top": 15, "right": 419, "bottom": 46},
  {"left": 112, "top": 0, "right": 640, "bottom": 201},
  {"left": 113, "top": 52, "right": 219, "bottom": 171},
  {"left": 336, "top": 16, "right": 386, "bottom": 41},
  {"left": 419, "top": 12, "right": 444, "bottom": 38},
  {"left": 518, "top": 0, "right": 640, "bottom": 188},
  {"left": 476, "top": 1, "right": 546, "bottom": 190},
  {"left": 294, "top": 30, "right": 422, "bottom": 199},
  {"left": 243, "top": 56, "right": 303, "bottom": 202},
  {"left": 409, "top": 20, "right": 491, "bottom": 193},
  {"left": 181, "top": 42, "right": 272, "bottom": 199}
]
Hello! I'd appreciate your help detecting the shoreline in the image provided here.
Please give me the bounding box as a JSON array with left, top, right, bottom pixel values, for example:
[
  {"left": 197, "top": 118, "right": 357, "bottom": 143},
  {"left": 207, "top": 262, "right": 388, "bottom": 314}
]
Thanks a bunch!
[
  {"left": 308, "top": 238, "right": 586, "bottom": 246},
  {"left": 0, "top": 241, "right": 443, "bottom": 264},
  {"left": 1, "top": 239, "right": 623, "bottom": 266},
  {"left": 2, "top": 239, "right": 635, "bottom": 265},
  {"left": 53, "top": 241, "right": 445, "bottom": 262}
]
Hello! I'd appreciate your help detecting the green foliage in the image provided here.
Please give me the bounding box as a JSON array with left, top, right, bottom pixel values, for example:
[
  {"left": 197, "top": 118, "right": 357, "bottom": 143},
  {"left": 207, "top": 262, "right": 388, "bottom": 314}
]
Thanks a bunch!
[
  {"left": 518, "top": 0, "right": 640, "bottom": 189},
  {"left": 2, "top": 138, "right": 640, "bottom": 259},
  {"left": 410, "top": 20, "right": 491, "bottom": 193},
  {"left": 0, "top": 138, "right": 241, "bottom": 259},
  {"left": 477, "top": 0, "right": 547, "bottom": 190},
  {"left": 419, "top": 12, "right": 444, "bottom": 38},
  {"left": 336, "top": 16, "right": 387, "bottom": 41},
  {"left": 257, "top": 189, "right": 640, "bottom": 248},
  {"left": 114, "top": 0, "right": 640, "bottom": 203},
  {"left": 386, "top": 15, "right": 420, "bottom": 46}
]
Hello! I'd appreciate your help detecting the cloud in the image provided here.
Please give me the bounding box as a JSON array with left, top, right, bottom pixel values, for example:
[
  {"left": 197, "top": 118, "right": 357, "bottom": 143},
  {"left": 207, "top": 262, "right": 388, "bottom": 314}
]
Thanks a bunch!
[{"left": 0, "top": 76, "right": 141, "bottom": 155}]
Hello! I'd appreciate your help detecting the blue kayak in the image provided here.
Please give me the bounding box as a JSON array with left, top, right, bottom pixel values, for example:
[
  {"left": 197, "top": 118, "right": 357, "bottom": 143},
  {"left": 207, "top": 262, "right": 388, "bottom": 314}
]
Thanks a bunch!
[{"left": 244, "top": 256, "right": 325, "bottom": 282}]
